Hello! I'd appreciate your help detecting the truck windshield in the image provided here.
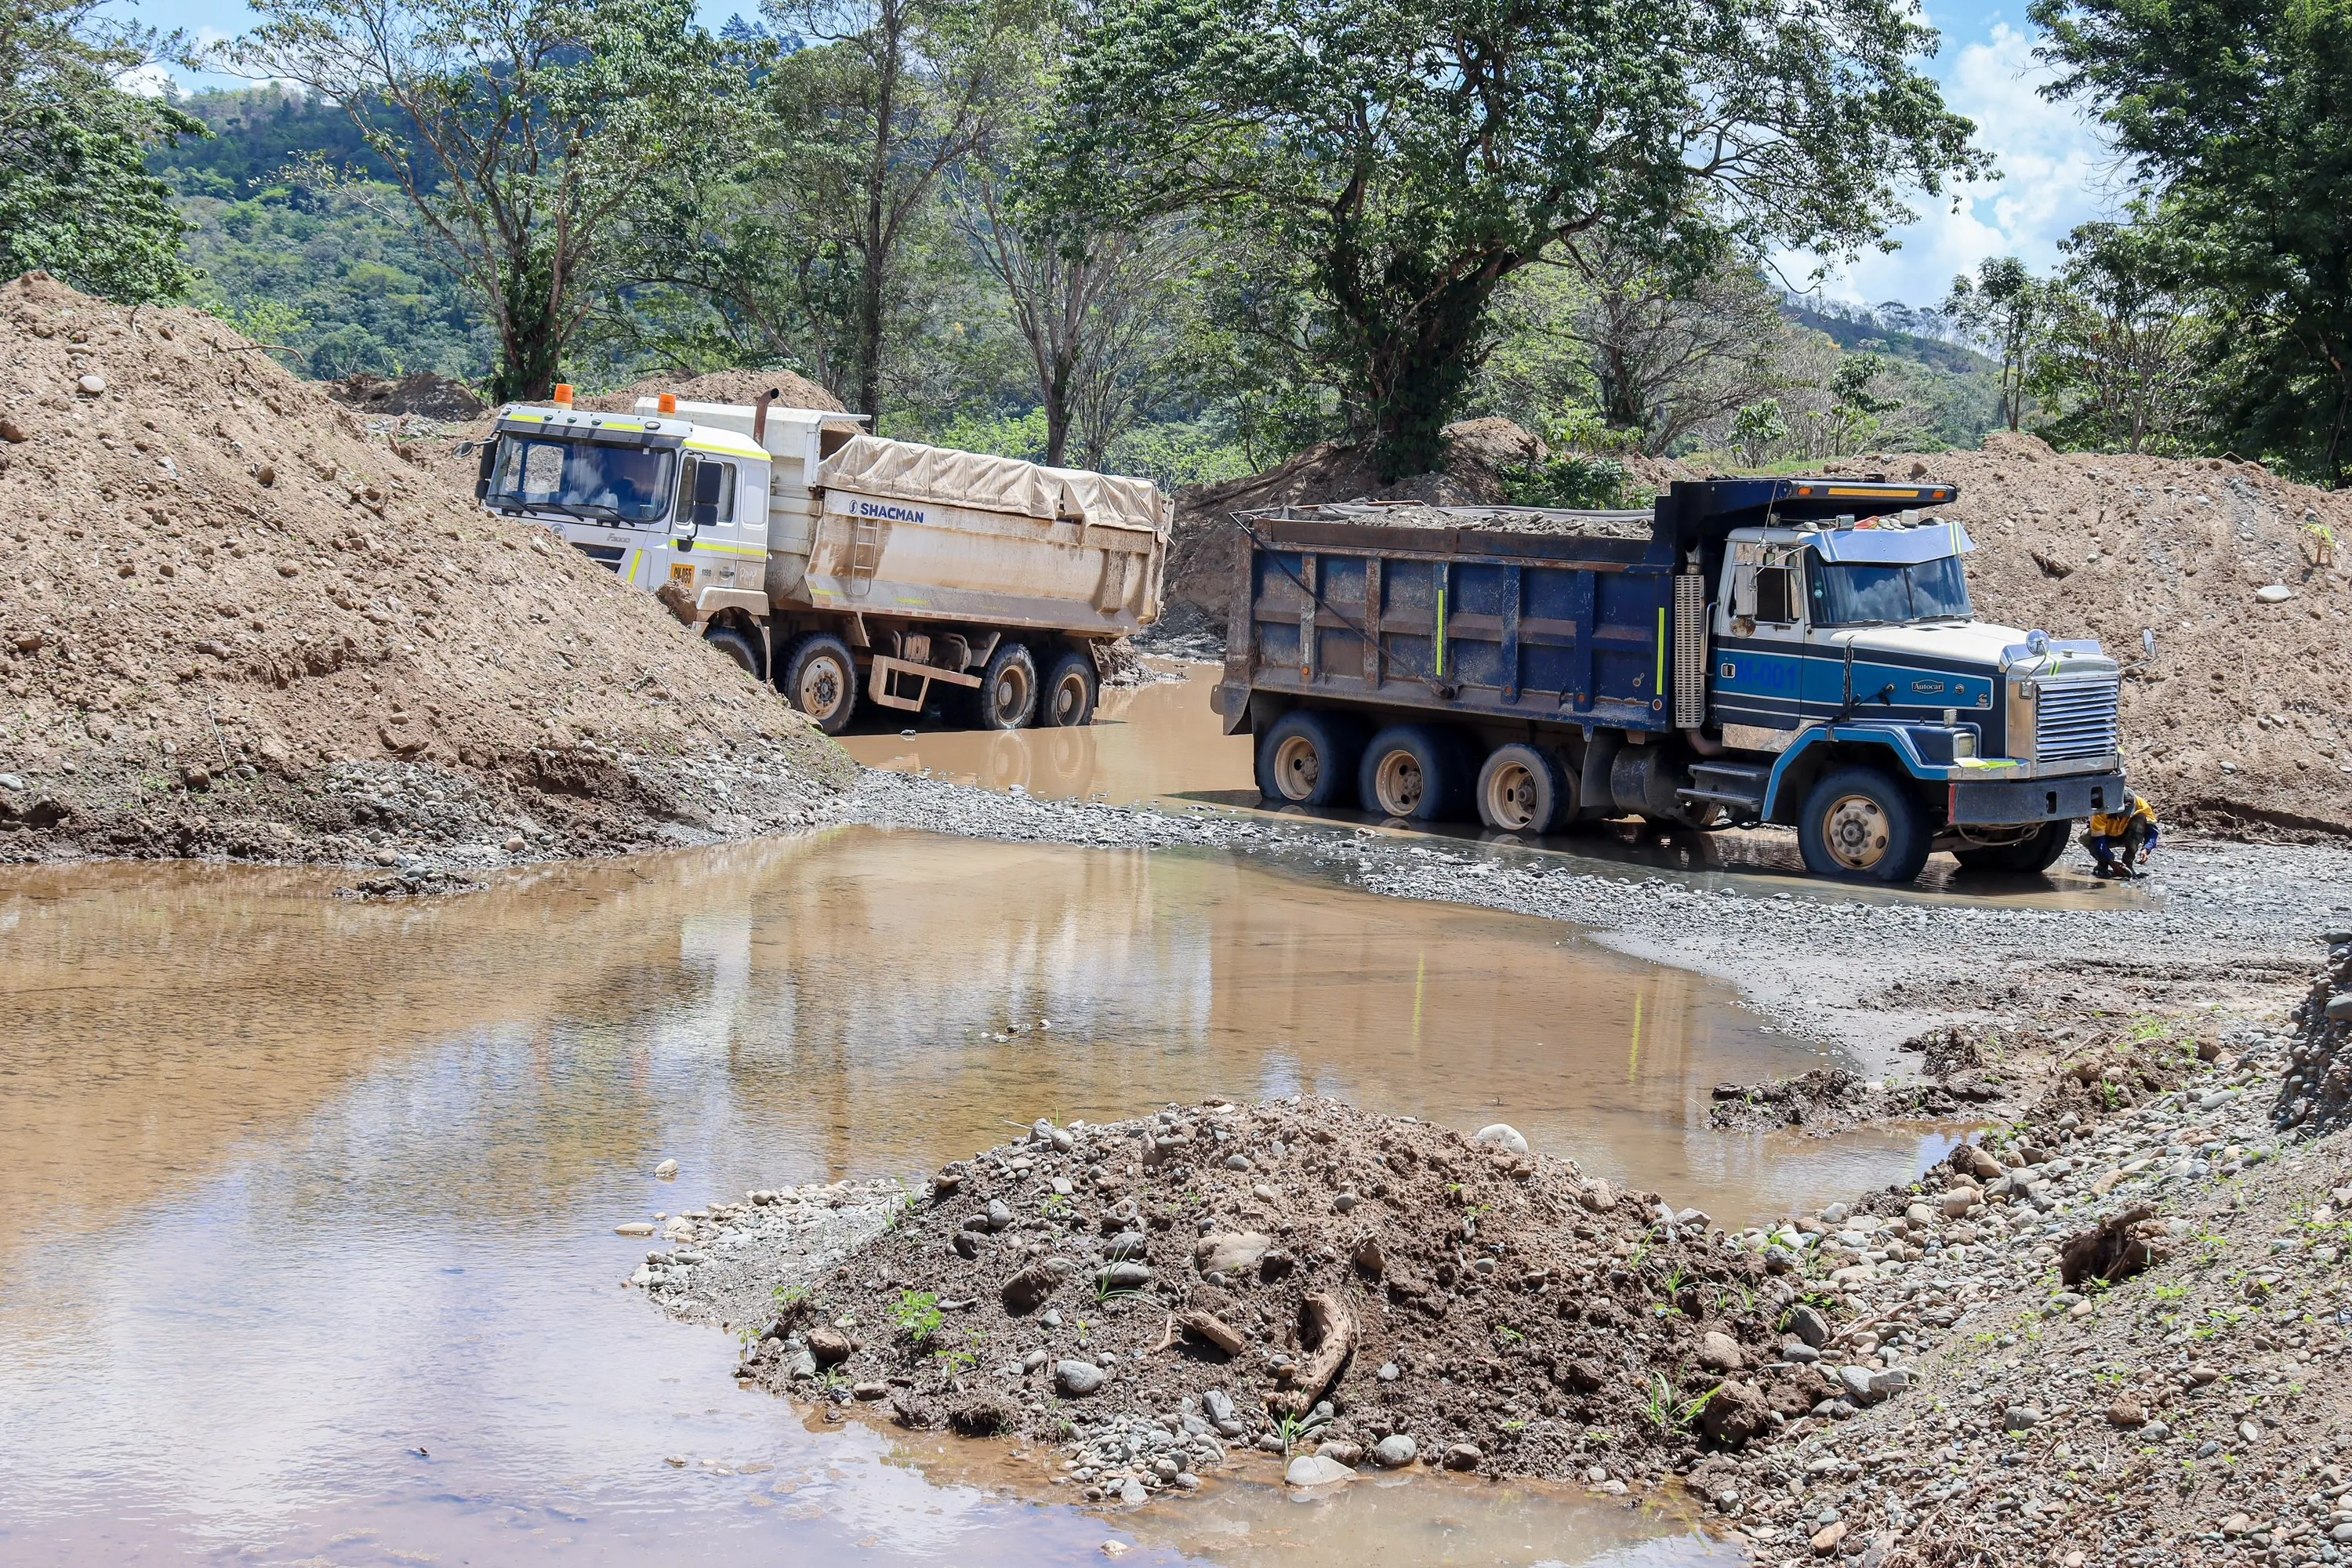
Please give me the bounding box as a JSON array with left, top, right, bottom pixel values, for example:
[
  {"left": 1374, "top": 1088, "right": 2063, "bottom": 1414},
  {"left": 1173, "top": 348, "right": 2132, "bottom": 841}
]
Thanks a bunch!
[
  {"left": 485, "top": 435, "right": 674, "bottom": 524},
  {"left": 1807, "top": 554, "right": 1973, "bottom": 626}
]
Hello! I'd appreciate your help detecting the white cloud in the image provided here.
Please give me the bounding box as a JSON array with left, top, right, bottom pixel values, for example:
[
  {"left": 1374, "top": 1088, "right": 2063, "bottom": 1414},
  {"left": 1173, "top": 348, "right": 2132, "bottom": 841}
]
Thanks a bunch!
[
  {"left": 1780, "top": 22, "right": 2131, "bottom": 309},
  {"left": 114, "top": 61, "right": 174, "bottom": 97}
]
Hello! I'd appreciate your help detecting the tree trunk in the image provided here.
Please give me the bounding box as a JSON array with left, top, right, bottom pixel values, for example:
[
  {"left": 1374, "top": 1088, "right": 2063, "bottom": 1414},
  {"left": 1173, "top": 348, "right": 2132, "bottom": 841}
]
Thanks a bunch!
[
  {"left": 852, "top": 5, "right": 905, "bottom": 421},
  {"left": 1044, "top": 347, "right": 1073, "bottom": 467},
  {"left": 492, "top": 249, "right": 564, "bottom": 404},
  {"left": 1358, "top": 278, "right": 1495, "bottom": 483}
]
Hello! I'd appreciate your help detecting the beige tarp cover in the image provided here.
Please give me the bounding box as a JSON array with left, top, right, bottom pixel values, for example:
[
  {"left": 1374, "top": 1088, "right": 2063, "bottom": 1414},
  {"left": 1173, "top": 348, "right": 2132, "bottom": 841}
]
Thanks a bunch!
[{"left": 817, "top": 435, "right": 1167, "bottom": 535}]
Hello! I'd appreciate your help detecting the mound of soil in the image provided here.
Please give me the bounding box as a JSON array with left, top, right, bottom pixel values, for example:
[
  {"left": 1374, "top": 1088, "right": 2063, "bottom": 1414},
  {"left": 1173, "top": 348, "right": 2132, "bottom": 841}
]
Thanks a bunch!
[
  {"left": 737, "top": 1098, "right": 1833, "bottom": 1494},
  {"left": 327, "top": 371, "right": 484, "bottom": 423},
  {"left": 0, "top": 273, "right": 852, "bottom": 868},
  {"left": 582, "top": 367, "right": 844, "bottom": 415},
  {"left": 1822, "top": 436, "right": 2352, "bottom": 838}
]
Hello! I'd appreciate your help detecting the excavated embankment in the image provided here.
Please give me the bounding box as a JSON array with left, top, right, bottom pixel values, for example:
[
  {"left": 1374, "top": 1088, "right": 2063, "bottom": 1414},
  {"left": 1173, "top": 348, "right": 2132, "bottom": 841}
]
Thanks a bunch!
[{"left": 0, "top": 274, "right": 852, "bottom": 873}]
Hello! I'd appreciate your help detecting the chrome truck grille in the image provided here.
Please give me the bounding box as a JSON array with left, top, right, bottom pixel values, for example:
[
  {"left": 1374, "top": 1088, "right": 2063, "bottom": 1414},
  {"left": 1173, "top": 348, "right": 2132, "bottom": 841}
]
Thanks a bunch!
[{"left": 2034, "top": 674, "right": 2121, "bottom": 760}]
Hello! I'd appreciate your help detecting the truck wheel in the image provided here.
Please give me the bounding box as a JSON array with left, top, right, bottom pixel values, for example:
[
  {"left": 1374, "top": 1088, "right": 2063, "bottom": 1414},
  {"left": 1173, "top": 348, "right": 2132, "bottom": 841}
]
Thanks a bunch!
[
  {"left": 1359, "top": 724, "right": 1473, "bottom": 822},
  {"left": 1255, "top": 710, "right": 1366, "bottom": 808},
  {"left": 1798, "top": 766, "right": 1931, "bottom": 884},
  {"left": 1954, "top": 819, "right": 2071, "bottom": 874},
  {"left": 703, "top": 623, "right": 765, "bottom": 682},
  {"left": 781, "top": 633, "right": 858, "bottom": 735},
  {"left": 1475, "top": 742, "right": 1573, "bottom": 833},
  {"left": 1040, "top": 648, "right": 1099, "bottom": 728},
  {"left": 971, "top": 641, "right": 1038, "bottom": 730}
]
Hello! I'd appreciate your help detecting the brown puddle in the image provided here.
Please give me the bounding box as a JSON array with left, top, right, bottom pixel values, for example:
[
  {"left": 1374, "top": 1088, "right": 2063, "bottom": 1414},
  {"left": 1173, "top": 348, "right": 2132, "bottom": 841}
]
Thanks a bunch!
[{"left": 0, "top": 829, "right": 1939, "bottom": 1564}]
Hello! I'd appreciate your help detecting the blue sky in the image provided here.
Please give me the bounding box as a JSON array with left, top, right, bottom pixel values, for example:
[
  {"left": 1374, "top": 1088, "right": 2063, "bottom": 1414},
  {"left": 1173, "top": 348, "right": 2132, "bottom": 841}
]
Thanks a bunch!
[{"left": 118, "top": 0, "right": 2122, "bottom": 312}]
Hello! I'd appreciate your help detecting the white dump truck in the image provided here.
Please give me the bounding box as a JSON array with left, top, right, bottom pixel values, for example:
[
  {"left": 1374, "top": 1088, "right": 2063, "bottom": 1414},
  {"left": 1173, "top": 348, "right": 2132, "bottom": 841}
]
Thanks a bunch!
[{"left": 473, "top": 387, "right": 1171, "bottom": 732}]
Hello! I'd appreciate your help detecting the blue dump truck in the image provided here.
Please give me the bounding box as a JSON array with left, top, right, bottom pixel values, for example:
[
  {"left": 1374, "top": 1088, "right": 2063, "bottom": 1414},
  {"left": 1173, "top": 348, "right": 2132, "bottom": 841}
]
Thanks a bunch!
[{"left": 1215, "top": 478, "right": 2131, "bottom": 884}]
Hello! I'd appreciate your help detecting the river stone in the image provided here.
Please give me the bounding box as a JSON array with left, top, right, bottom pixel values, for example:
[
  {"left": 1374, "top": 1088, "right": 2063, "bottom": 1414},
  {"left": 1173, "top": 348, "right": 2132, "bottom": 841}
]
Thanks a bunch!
[
  {"left": 953, "top": 1230, "right": 980, "bottom": 1259},
  {"left": 1203, "top": 1388, "right": 1236, "bottom": 1424},
  {"left": 1316, "top": 1440, "right": 1363, "bottom": 1467},
  {"left": 1117, "top": 1477, "right": 1146, "bottom": 1504},
  {"left": 1284, "top": 1454, "right": 1355, "bottom": 1486},
  {"left": 1056, "top": 1359, "right": 1105, "bottom": 1396},
  {"left": 1098, "top": 1260, "right": 1153, "bottom": 1291},
  {"left": 1371, "top": 1434, "right": 1417, "bottom": 1468},
  {"left": 1223, "top": 1153, "right": 1254, "bottom": 1172},
  {"left": 1697, "top": 1331, "right": 1745, "bottom": 1372},
  {"left": 1837, "top": 1366, "right": 1876, "bottom": 1403},
  {"left": 1104, "top": 1230, "right": 1149, "bottom": 1261},
  {"left": 985, "top": 1199, "right": 1014, "bottom": 1232},
  {"left": 614, "top": 1221, "right": 655, "bottom": 1236},
  {"left": 1003, "top": 1263, "right": 1062, "bottom": 1314},
  {"left": 785, "top": 1348, "right": 818, "bottom": 1380},
  {"left": 2256, "top": 583, "right": 2296, "bottom": 603},
  {"left": 1472, "top": 1123, "right": 1530, "bottom": 1156},
  {"left": 1194, "top": 1232, "right": 1276, "bottom": 1276},
  {"left": 1789, "top": 1305, "right": 1831, "bottom": 1348},
  {"left": 808, "top": 1328, "right": 855, "bottom": 1366},
  {"left": 1580, "top": 1179, "right": 1617, "bottom": 1212},
  {"left": 1441, "top": 1443, "right": 1483, "bottom": 1472},
  {"left": 654, "top": 1158, "right": 679, "bottom": 1178},
  {"left": 2328, "top": 993, "right": 2352, "bottom": 1022}
]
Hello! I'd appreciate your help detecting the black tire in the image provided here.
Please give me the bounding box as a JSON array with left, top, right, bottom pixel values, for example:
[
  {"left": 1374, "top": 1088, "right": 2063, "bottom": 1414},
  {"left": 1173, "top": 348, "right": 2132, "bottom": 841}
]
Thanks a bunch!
[
  {"left": 702, "top": 623, "right": 765, "bottom": 682},
  {"left": 1254, "top": 710, "right": 1367, "bottom": 808},
  {"left": 1798, "top": 765, "right": 1932, "bottom": 884},
  {"left": 1040, "top": 648, "right": 1099, "bottom": 728},
  {"left": 968, "top": 641, "right": 1038, "bottom": 730},
  {"left": 1359, "top": 724, "right": 1475, "bottom": 822},
  {"left": 1953, "top": 818, "right": 2072, "bottom": 874},
  {"left": 781, "top": 632, "right": 858, "bottom": 735},
  {"left": 1475, "top": 742, "right": 1573, "bottom": 833}
]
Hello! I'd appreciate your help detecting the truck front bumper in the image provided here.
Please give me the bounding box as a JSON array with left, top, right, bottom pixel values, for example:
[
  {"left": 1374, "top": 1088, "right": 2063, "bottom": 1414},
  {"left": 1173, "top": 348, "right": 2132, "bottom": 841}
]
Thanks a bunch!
[{"left": 1946, "top": 770, "right": 2127, "bottom": 826}]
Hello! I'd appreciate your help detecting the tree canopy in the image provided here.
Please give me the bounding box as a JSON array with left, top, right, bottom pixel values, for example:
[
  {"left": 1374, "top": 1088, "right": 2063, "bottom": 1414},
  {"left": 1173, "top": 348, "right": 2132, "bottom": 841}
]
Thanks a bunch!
[{"left": 1035, "top": 0, "right": 1986, "bottom": 477}]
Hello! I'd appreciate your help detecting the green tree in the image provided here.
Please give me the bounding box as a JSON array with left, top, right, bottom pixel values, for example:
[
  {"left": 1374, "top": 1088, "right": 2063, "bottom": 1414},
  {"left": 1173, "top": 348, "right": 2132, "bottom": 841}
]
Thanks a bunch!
[
  {"left": 2030, "top": 0, "right": 2352, "bottom": 480},
  {"left": 1730, "top": 400, "right": 1789, "bottom": 468},
  {"left": 2030, "top": 211, "right": 2212, "bottom": 454},
  {"left": 235, "top": 0, "right": 746, "bottom": 402},
  {"left": 1941, "top": 256, "right": 2042, "bottom": 432},
  {"left": 0, "top": 0, "right": 202, "bottom": 301},
  {"left": 1037, "top": 0, "right": 1984, "bottom": 481}
]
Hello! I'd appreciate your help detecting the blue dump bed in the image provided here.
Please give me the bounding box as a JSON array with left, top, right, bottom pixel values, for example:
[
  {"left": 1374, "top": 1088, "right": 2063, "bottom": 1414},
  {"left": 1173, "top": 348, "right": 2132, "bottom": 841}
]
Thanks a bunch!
[{"left": 1220, "top": 506, "right": 1682, "bottom": 735}]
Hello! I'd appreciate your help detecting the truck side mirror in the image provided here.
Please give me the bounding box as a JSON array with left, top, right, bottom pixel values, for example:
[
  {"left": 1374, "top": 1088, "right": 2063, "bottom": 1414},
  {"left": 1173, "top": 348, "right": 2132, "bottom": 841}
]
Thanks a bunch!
[
  {"left": 1730, "top": 564, "right": 1757, "bottom": 619},
  {"left": 473, "top": 441, "right": 497, "bottom": 501},
  {"left": 689, "top": 459, "right": 724, "bottom": 528}
]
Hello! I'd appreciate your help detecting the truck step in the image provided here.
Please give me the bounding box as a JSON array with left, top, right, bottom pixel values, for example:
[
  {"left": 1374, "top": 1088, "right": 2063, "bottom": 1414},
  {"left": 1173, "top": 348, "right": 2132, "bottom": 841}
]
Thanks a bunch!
[{"left": 1680, "top": 760, "right": 1769, "bottom": 816}]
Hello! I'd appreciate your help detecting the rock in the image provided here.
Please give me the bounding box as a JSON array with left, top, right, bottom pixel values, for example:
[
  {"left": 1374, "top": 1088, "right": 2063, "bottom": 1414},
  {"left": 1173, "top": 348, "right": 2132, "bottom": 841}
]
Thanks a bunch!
[
  {"left": 851, "top": 1381, "right": 888, "bottom": 1401},
  {"left": 1097, "top": 1260, "right": 1153, "bottom": 1292},
  {"left": 1371, "top": 1434, "right": 1417, "bottom": 1468},
  {"left": 2328, "top": 993, "right": 2352, "bottom": 1023},
  {"left": 1285, "top": 1454, "right": 1354, "bottom": 1486},
  {"left": 1117, "top": 1477, "right": 1145, "bottom": 1504},
  {"left": 1940, "top": 1187, "right": 1980, "bottom": 1219},
  {"left": 0, "top": 418, "right": 27, "bottom": 442},
  {"left": 1837, "top": 1366, "right": 1876, "bottom": 1403},
  {"left": 949, "top": 1396, "right": 1016, "bottom": 1436},
  {"left": 75, "top": 373, "right": 105, "bottom": 395},
  {"left": 1697, "top": 1331, "right": 1745, "bottom": 1372},
  {"left": 1812, "top": 1520, "right": 1849, "bottom": 1555},
  {"left": 808, "top": 1328, "right": 855, "bottom": 1366},
  {"left": 1021, "top": 1348, "right": 1051, "bottom": 1374},
  {"left": 1377, "top": 1362, "right": 1400, "bottom": 1381},
  {"left": 1790, "top": 1304, "right": 1831, "bottom": 1348},
  {"left": 1003, "top": 1263, "right": 1062, "bottom": 1314},
  {"left": 1351, "top": 1235, "right": 1386, "bottom": 1278},
  {"left": 1315, "top": 1440, "right": 1363, "bottom": 1467},
  {"left": 1222, "top": 1153, "right": 1253, "bottom": 1172},
  {"left": 1867, "top": 1367, "right": 1910, "bottom": 1397},
  {"left": 2256, "top": 583, "right": 2296, "bottom": 603},
  {"left": 1564, "top": 1358, "right": 1606, "bottom": 1392},
  {"left": 1472, "top": 1123, "right": 1530, "bottom": 1156},
  {"left": 1441, "top": 1443, "right": 1483, "bottom": 1472},
  {"left": 985, "top": 1199, "right": 1015, "bottom": 1232},
  {"left": 2223, "top": 1513, "right": 2252, "bottom": 1537},
  {"left": 1104, "top": 1231, "right": 1149, "bottom": 1261},
  {"left": 1202, "top": 1388, "right": 1237, "bottom": 1425},
  {"left": 785, "top": 1348, "right": 818, "bottom": 1380},
  {"left": 953, "top": 1231, "right": 980, "bottom": 1259},
  {"left": 2003, "top": 1403, "right": 2043, "bottom": 1430},
  {"left": 1055, "top": 1360, "right": 1106, "bottom": 1396},
  {"left": 1193, "top": 1232, "right": 1275, "bottom": 1276},
  {"left": 614, "top": 1221, "right": 655, "bottom": 1236},
  {"left": 1957, "top": 1145, "right": 2005, "bottom": 1181},
  {"left": 654, "top": 1158, "right": 679, "bottom": 1178},
  {"left": 1700, "top": 1378, "right": 1771, "bottom": 1446},
  {"left": 1580, "top": 1179, "right": 1617, "bottom": 1212}
]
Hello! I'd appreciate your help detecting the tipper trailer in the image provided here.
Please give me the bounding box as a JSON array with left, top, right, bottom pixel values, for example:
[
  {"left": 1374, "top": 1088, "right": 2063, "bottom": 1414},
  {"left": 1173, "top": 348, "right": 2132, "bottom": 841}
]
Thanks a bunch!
[
  {"left": 1218, "top": 478, "right": 2132, "bottom": 884},
  {"left": 474, "top": 387, "right": 1171, "bottom": 733}
]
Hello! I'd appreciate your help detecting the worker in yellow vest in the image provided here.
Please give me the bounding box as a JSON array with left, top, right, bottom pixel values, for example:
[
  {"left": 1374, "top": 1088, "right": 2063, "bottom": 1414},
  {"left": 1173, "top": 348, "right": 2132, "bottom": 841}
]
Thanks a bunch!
[{"left": 2084, "top": 793, "right": 2158, "bottom": 880}]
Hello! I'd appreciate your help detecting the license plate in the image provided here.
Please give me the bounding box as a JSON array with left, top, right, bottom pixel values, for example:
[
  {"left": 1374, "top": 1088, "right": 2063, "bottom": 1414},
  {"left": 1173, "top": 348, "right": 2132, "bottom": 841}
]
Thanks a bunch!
[{"left": 669, "top": 563, "right": 694, "bottom": 584}]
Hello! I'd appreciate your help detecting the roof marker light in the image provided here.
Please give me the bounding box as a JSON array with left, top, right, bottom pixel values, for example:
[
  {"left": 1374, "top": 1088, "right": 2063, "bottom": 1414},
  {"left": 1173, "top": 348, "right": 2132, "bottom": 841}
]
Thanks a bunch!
[
  {"left": 658, "top": 393, "right": 678, "bottom": 414},
  {"left": 553, "top": 383, "right": 574, "bottom": 407}
]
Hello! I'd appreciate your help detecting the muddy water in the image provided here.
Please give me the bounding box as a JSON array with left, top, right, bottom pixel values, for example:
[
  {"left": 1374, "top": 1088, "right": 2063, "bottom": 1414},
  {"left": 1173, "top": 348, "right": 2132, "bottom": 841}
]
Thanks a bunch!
[{"left": 0, "top": 831, "right": 1931, "bottom": 1565}]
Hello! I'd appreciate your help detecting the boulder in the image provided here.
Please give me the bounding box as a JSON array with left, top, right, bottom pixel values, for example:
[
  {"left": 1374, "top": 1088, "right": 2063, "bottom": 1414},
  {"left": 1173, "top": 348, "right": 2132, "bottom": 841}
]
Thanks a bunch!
[
  {"left": 1055, "top": 1359, "right": 1105, "bottom": 1396},
  {"left": 1194, "top": 1232, "right": 1276, "bottom": 1276}
]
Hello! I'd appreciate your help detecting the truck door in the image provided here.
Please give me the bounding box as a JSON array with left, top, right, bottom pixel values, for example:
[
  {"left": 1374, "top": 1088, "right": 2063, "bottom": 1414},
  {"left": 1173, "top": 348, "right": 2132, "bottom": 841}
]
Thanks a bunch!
[
  {"left": 671, "top": 452, "right": 770, "bottom": 597},
  {"left": 1711, "top": 540, "right": 1809, "bottom": 733}
]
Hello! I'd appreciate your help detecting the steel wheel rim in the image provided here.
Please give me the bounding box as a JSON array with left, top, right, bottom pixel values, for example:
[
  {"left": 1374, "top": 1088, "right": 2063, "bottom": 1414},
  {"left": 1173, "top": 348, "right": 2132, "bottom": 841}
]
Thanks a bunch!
[
  {"left": 1272, "top": 735, "right": 1320, "bottom": 801},
  {"left": 1051, "top": 672, "right": 1085, "bottom": 724},
  {"left": 799, "top": 657, "right": 845, "bottom": 720},
  {"left": 1823, "top": 793, "right": 1890, "bottom": 870},
  {"left": 1486, "top": 760, "right": 1537, "bottom": 829},
  {"left": 1375, "top": 750, "right": 1424, "bottom": 815},
  {"left": 993, "top": 666, "right": 1029, "bottom": 724}
]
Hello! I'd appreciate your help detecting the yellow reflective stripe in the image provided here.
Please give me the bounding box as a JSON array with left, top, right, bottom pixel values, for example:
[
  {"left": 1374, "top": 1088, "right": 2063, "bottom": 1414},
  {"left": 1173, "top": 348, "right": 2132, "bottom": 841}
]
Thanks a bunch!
[
  {"left": 691, "top": 542, "right": 766, "bottom": 557},
  {"left": 1656, "top": 607, "right": 1667, "bottom": 691},
  {"left": 626, "top": 550, "right": 642, "bottom": 583},
  {"left": 1436, "top": 586, "right": 1446, "bottom": 677}
]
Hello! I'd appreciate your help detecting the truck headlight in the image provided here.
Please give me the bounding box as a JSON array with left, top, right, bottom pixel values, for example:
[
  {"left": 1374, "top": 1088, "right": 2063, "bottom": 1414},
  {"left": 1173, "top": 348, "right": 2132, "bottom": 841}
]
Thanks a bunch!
[{"left": 1953, "top": 731, "right": 1976, "bottom": 758}]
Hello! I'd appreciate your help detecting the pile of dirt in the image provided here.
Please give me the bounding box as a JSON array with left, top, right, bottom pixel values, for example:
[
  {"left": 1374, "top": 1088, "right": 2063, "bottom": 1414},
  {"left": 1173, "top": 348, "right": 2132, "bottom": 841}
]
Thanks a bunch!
[
  {"left": 0, "top": 273, "right": 853, "bottom": 869},
  {"left": 581, "top": 367, "right": 844, "bottom": 416},
  {"left": 735, "top": 1098, "right": 1836, "bottom": 1496},
  {"left": 1821, "top": 434, "right": 2352, "bottom": 838},
  {"left": 326, "top": 371, "right": 484, "bottom": 423}
]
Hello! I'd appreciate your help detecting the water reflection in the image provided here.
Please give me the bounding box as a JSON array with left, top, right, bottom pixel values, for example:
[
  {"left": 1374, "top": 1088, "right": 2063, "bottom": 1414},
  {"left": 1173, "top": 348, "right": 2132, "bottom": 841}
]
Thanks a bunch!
[{"left": 0, "top": 830, "right": 1938, "bottom": 1563}]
